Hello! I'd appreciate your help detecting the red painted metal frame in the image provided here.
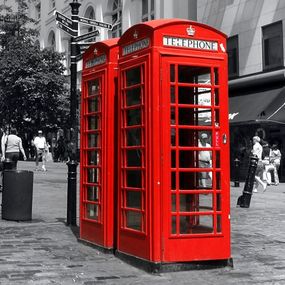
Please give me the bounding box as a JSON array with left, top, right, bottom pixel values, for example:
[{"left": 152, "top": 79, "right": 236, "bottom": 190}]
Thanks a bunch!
[
  {"left": 117, "top": 19, "right": 230, "bottom": 263},
  {"left": 80, "top": 39, "right": 119, "bottom": 249}
]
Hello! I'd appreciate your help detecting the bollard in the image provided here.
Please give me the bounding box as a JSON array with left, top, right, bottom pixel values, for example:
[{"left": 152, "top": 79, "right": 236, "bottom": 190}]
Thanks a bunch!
[
  {"left": 233, "top": 158, "right": 240, "bottom": 187},
  {"left": 66, "top": 159, "right": 78, "bottom": 226},
  {"left": 237, "top": 155, "right": 258, "bottom": 208}
]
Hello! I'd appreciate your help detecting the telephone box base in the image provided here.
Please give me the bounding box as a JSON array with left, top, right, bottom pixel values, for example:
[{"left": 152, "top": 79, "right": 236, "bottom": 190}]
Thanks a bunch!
[
  {"left": 78, "top": 238, "right": 114, "bottom": 254},
  {"left": 115, "top": 251, "right": 233, "bottom": 273}
]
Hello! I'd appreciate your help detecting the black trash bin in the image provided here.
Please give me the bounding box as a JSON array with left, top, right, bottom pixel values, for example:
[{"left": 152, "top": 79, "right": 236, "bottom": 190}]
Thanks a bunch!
[{"left": 2, "top": 170, "right": 34, "bottom": 221}]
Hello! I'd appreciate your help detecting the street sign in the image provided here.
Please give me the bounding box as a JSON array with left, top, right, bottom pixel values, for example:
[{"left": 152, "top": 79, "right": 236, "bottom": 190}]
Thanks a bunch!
[
  {"left": 78, "top": 16, "right": 112, "bottom": 30},
  {"left": 73, "top": 30, "right": 99, "bottom": 42},
  {"left": 55, "top": 11, "right": 73, "bottom": 30},
  {"left": 57, "top": 22, "right": 77, "bottom": 37}
]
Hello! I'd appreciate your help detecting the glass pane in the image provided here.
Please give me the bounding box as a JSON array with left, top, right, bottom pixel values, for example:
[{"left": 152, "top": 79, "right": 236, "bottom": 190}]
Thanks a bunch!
[
  {"left": 197, "top": 88, "right": 211, "bottom": 106},
  {"left": 126, "top": 170, "right": 142, "bottom": 188},
  {"left": 126, "top": 191, "right": 141, "bottom": 209},
  {"left": 87, "top": 168, "right": 99, "bottom": 183},
  {"left": 180, "top": 194, "right": 213, "bottom": 212},
  {"left": 171, "top": 86, "right": 175, "bottom": 103},
  {"left": 216, "top": 151, "right": 220, "bottom": 168},
  {"left": 171, "top": 194, "right": 176, "bottom": 211},
  {"left": 87, "top": 186, "right": 99, "bottom": 201},
  {"left": 170, "top": 64, "right": 175, "bottom": 82},
  {"left": 126, "top": 128, "right": 141, "bottom": 146},
  {"left": 88, "top": 133, "right": 100, "bottom": 148},
  {"left": 217, "top": 193, "right": 221, "bottom": 211},
  {"left": 88, "top": 79, "right": 100, "bottom": 96},
  {"left": 178, "top": 66, "right": 211, "bottom": 84},
  {"left": 171, "top": 150, "right": 176, "bottom": 168},
  {"left": 171, "top": 128, "right": 176, "bottom": 146},
  {"left": 180, "top": 215, "right": 214, "bottom": 234},
  {"left": 178, "top": 129, "right": 212, "bottom": 147},
  {"left": 126, "top": 211, "right": 141, "bottom": 230},
  {"left": 215, "top": 109, "right": 220, "bottom": 126},
  {"left": 87, "top": 116, "right": 99, "bottom": 130},
  {"left": 178, "top": 87, "right": 195, "bottom": 104},
  {"left": 214, "top": 68, "right": 219, "bottom": 85},
  {"left": 126, "top": 67, "right": 141, "bottom": 86},
  {"left": 171, "top": 172, "right": 176, "bottom": 190},
  {"left": 126, "top": 108, "right": 141, "bottom": 126},
  {"left": 171, "top": 216, "right": 176, "bottom": 234},
  {"left": 178, "top": 107, "right": 212, "bottom": 126},
  {"left": 126, "top": 88, "right": 141, "bottom": 106},
  {"left": 87, "top": 151, "right": 99, "bottom": 165},
  {"left": 88, "top": 97, "right": 100, "bottom": 113},
  {"left": 217, "top": 215, "right": 222, "bottom": 233},
  {"left": 179, "top": 150, "right": 198, "bottom": 168},
  {"left": 126, "top": 149, "right": 142, "bottom": 166},
  {"left": 216, "top": 172, "right": 221, "bottom": 190},
  {"left": 214, "top": 89, "right": 219, "bottom": 106},
  {"left": 179, "top": 172, "right": 196, "bottom": 190},
  {"left": 171, "top": 107, "right": 176, "bottom": 124},
  {"left": 87, "top": 204, "right": 99, "bottom": 220}
]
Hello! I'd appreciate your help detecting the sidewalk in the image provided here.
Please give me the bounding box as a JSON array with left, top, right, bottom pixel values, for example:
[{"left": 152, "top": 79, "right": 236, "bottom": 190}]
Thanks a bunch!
[{"left": 0, "top": 161, "right": 284, "bottom": 284}]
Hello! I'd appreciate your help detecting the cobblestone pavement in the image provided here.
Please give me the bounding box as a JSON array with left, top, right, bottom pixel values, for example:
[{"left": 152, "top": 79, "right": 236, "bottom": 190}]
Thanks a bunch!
[{"left": 0, "top": 161, "right": 284, "bottom": 284}]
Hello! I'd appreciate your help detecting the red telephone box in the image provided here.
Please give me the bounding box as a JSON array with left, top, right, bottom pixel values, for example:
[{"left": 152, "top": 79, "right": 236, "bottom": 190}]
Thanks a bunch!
[
  {"left": 80, "top": 38, "right": 119, "bottom": 249},
  {"left": 117, "top": 19, "right": 231, "bottom": 267}
]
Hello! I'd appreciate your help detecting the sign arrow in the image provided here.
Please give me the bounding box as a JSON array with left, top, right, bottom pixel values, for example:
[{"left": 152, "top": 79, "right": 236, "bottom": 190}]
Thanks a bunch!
[
  {"left": 73, "top": 30, "right": 99, "bottom": 42},
  {"left": 55, "top": 11, "right": 73, "bottom": 30},
  {"left": 57, "top": 22, "right": 77, "bottom": 37},
  {"left": 78, "top": 16, "right": 112, "bottom": 30}
]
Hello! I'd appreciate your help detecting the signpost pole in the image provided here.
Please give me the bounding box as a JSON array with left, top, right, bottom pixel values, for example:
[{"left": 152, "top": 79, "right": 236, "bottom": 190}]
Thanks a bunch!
[{"left": 66, "top": 0, "right": 80, "bottom": 227}]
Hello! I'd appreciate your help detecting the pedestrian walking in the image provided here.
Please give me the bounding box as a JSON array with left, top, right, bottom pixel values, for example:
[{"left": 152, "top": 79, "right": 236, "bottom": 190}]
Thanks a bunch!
[
  {"left": 270, "top": 144, "right": 281, "bottom": 185},
  {"left": 1, "top": 127, "right": 27, "bottom": 169},
  {"left": 261, "top": 141, "right": 273, "bottom": 186},
  {"left": 251, "top": 136, "right": 267, "bottom": 193},
  {"left": 198, "top": 133, "right": 212, "bottom": 188},
  {"left": 33, "top": 130, "right": 48, "bottom": 171}
]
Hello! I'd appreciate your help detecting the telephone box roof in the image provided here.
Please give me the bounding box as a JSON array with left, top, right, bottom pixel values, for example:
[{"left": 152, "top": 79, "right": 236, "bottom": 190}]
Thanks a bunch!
[{"left": 118, "top": 18, "right": 227, "bottom": 46}]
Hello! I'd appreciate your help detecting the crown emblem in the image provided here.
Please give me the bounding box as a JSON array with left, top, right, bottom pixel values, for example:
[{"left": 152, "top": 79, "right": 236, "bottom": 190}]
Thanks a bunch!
[
  {"left": 133, "top": 30, "right": 138, "bottom": 39},
  {"left": 94, "top": 48, "right": 98, "bottom": 55},
  {"left": 186, "top": 25, "right": 195, "bottom": 36}
]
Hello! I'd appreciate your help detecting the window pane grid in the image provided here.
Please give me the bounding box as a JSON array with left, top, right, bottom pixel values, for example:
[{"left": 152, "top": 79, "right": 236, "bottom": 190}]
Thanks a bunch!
[
  {"left": 169, "top": 63, "right": 222, "bottom": 236},
  {"left": 121, "top": 65, "right": 146, "bottom": 233},
  {"left": 83, "top": 77, "right": 103, "bottom": 223}
]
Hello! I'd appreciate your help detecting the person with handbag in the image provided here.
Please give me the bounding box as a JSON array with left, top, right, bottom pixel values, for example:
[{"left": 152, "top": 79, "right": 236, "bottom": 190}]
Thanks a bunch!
[{"left": 1, "top": 127, "right": 27, "bottom": 169}]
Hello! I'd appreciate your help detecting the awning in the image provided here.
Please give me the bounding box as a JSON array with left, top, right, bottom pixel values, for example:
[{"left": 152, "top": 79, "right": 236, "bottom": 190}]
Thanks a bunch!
[{"left": 229, "top": 87, "right": 285, "bottom": 125}]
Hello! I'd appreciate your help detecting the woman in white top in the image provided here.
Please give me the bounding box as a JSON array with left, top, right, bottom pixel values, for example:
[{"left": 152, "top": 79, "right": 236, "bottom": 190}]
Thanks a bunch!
[{"left": 1, "top": 127, "right": 27, "bottom": 169}]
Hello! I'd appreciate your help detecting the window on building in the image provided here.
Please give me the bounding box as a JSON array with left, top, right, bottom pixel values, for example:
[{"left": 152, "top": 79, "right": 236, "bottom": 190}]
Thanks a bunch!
[
  {"left": 262, "top": 21, "right": 283, "bottom": 71},
  {"left": 142, "top": 0, "right": 154, "bottom": 22},
  {"left": 111, "top": 0, "right": 122, "bottom": 38},
  {"left": 48, "top": 31, "right": 56, "bottom": 51},
  {"left": 227, "top": 35, "right": 239, "bottom": 78},
  {"left": 35, "top": 3, "right": 41, "bottom": 20},
  {"left": 49, "top": 0, "right": 56, "bottom": 11}
]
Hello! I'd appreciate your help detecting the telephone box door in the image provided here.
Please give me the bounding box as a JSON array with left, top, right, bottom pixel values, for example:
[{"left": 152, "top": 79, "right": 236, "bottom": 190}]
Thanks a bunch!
[
  {"left": 81, "top": 71, "right": 106, "bottom": 246},
  {"left": 161, "top": 56, "right": 230, "bottom": 262}
]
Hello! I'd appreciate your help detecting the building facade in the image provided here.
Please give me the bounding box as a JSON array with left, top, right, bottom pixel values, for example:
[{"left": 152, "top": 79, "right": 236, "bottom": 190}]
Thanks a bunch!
[
  {"left": 28, "top": 0, "right": 197, "bottom": 81},
  {"left": 198, "top": 0, "right": 285, "bottom": 181},
  {"left": 19, "top": 0, "right": 285, "bottom": 181}
]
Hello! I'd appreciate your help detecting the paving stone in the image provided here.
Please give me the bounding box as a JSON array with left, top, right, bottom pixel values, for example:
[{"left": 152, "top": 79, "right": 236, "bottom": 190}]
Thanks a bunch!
[{"left": 0, "top": 161, "right": 284, "bottom": 284}]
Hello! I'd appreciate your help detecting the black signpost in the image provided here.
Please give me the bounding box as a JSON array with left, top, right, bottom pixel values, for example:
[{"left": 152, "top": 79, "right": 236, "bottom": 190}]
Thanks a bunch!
[{"left": 56, "top": 0, "right": 112, "bottom": 227}]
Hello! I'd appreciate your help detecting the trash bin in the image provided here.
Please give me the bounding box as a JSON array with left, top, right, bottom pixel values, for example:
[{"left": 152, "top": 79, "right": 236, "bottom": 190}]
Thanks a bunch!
[{"left": 2, "top": 170, "right": 34, "bottom": 221}]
